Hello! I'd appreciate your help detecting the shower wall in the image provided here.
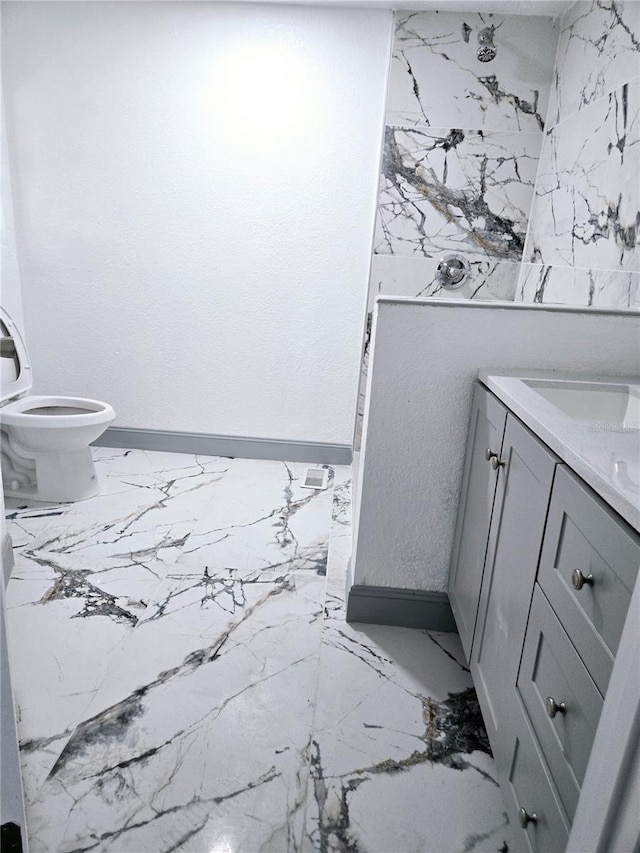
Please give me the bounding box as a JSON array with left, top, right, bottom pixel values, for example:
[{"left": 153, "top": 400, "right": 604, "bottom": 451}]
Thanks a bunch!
[
  {"left": 355, "top": 10, "right": 558, "bottom": 445},
  {"left": 516, "top": 0, "right": 640, "bottom": 310},
  {"left": 369, "top": 10, "right": 558, "bottom": 306}
]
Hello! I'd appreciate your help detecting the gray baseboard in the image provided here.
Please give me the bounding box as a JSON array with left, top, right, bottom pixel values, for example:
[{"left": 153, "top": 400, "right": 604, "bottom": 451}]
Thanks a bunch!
[
  {"left": 346, "top": 584, "right": 456, "bottom": 632},
  {"left": 2, "top": 533, "right": 14, "bottom": 586},
  {"left": 94, "top": 427, "right": 352, "bottom": 465}
]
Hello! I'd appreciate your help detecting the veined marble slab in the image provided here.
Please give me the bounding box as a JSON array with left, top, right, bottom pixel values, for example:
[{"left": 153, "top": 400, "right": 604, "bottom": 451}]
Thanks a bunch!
[
  {"left": 516, "top": 263, "right": 640, "bottom": 309},
  {"left": 5, "top": 452, "right": 509, "bottom": 852},
  {"left": 369, "top": 252, "right": 519, "bottom": 305},
  {"left": 302, "top": 469, "right": 510, "bottom": 853},
  {"left": 375, "top": 126, "right": 541, "bottom": 260},
  {"left": 388, "top": 10, "right": 557, "bottom": 133},
  {"left": 526, "top": 78, "right": 640, "bottom": 273},
  {"left": 548, "top": 0, "right": 640, "bottom": 129},
  {"left": 5, "top": 451, "right": 334, "bottom": 820}
]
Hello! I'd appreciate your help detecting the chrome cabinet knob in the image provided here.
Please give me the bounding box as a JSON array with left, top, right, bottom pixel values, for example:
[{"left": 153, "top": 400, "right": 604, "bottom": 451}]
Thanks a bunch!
[
  {"left": 518, "top": 807, "right": 537, "bottom": 828},
  {"left": 491, "top": 455, "right": 505, "bottom": 470},
  {"left": 546, "top": 696, "right": 566, "bottom": 718},
  {"left": 485, "top": 448, "right": 497, "bottom": 461},
  {"left": 572, "top": 569, "right": 594, "bottom": 590}
]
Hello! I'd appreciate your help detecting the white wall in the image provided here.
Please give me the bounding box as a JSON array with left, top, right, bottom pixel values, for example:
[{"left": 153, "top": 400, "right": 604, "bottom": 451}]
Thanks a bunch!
[
  {"left": 1, "top": 1, "right": 392, "bottom": 445},
  {"left": 1, "top": 112, "right": 22, "bottom": 332},
  {"left": 1, "top": 0, "right": 23, "bottom": 542},
  {"left": 353, "top": 298, "right": 640, "bottom": 592}
]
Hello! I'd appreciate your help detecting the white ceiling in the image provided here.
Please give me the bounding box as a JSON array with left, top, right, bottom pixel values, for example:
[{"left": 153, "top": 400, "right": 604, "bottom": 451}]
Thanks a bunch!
[
  {"left": 221, "top": 0, "right": 573, "bottom": 16},
  {"left": 7, "top": 0, "right": 574, "bottom": 15},
  {"left": 385, "top": 0, "right": 572, "bottom": 13}
]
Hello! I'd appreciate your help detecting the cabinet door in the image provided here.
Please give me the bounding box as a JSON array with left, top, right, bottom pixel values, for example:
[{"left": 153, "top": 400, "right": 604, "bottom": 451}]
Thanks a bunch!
[
  {"left": 471, "top": 414, "right": 557, "bottom": 766},
  {"left": 449, "top": 385, "right": 507, "bottom": 661},
  {"left": 500, "top": 704, "right": 570, "bottom": 853},
  {"left": 517, "top": 586, "right": 604, "bottom": 822}
]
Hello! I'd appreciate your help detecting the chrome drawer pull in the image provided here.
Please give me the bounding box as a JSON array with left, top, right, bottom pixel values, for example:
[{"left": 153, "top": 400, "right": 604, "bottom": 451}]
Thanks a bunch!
[
  {"left": 491, "top": 455, "right": 505, "bottom": 470},
  {"left": 572, "top": 569, "right": 594, "bottom": 590},
  {"left": 518, "top": 807, "right": 537, "bottom": 828},
  {"left": 546, "top": 696, "right": 566, "bottom": 718},
  {"left": 485, "top": 448, "right": 497, "bottom": 462}
]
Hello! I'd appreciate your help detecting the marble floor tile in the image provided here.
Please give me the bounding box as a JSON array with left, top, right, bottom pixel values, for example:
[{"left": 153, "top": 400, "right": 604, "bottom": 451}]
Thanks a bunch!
[
  {"left": 302, "top": 469, "right": 510, "bottom": 853},
  {"left": 5, "top": 451, "right": 509, "bottom": 853},
  {"left": 5, "top": 451, "right": 333, "bottom": 816}
]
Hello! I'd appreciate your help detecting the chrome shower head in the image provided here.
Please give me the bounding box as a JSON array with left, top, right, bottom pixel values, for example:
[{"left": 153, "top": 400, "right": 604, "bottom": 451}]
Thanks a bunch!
[{"left": 477, "top": 27, "right": 496, "bottom": 63}]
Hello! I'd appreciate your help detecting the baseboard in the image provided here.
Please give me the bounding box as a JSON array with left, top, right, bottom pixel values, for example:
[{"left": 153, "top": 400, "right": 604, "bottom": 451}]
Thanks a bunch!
[
  {"left": 346, "top": 584, "right": 456, "bottom": 632},
  {"left": 94, "top": 427, "right": 352, "bottom": 465},
  {"left": 2, "top": 533, "right": 14, "bottom": 586}
]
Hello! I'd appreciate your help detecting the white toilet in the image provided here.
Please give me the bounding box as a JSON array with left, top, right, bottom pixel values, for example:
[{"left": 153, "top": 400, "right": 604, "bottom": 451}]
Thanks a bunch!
[{"left": 0, "top": 306, "right": 115, "bottom": 502}]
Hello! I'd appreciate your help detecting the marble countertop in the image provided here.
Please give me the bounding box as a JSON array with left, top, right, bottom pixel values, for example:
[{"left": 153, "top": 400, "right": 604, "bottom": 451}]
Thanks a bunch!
[{"left": 479, "top": 369, "right": 640, "bottom": 534}]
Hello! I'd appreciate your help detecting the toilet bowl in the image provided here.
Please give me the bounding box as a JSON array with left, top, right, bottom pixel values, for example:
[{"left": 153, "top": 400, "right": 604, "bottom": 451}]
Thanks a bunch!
[{"left": 0, "top": 307, "right": 115, "bottom": 502}]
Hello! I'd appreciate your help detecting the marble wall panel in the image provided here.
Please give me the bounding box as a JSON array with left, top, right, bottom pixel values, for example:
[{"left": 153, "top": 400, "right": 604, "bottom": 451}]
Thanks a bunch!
[
  {"left": 516, "top": 263, "right": 640, "bottom": 309},
  {"left": 548, "top": 0, "right": 640, "bottom": 127},
  {"left": 375, "top": 126, "right": 541, "bottom": 260},
  {"left": 369, "top": 253, "right": 518, "bottom": 305},
  {"left": 525, "top": 79, "right": 639, "bottom": 273},
  {"left": 387, "top": 11, "right": 557, "bottom": 132},
  {"left": 517, "top": 0, "right": 640, "bottom": 309}
]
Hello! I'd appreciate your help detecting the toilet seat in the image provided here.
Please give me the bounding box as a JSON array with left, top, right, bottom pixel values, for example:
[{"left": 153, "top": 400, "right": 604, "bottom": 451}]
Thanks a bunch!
[{"left": 1, "top": 395, "right": 113, "bottom": 428}]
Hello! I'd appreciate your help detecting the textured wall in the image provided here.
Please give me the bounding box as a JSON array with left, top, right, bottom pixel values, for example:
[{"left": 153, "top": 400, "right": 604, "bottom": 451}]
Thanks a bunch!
[
  {"left": 517, "top": 0, "right": 640, "bottom": 309},
  {"left": 2, "top": 2, "right": 392, "bottom": 444},
  {"left": 353, "top": 298, "right": 640, "bottom": 592}
]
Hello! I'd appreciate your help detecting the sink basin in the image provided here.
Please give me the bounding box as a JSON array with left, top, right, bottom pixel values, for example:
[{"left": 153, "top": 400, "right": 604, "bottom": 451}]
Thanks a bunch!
[{"left": 522, "top": 380, "right": 640, "bottom": 427}]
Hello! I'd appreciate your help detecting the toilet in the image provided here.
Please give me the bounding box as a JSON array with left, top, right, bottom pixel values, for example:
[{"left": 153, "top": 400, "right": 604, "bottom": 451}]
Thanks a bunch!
[{"left": 0, "top": 306, "right": 115, "bottom": 502}]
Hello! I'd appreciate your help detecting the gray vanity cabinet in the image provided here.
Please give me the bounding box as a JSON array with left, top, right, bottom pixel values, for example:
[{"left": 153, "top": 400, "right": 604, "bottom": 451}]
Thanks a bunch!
[
  {"left": 470, "top": 413, "right": 557, "bottom": 764},
  {"left": 449, "top": 385, "right": 507, "bottom": 660},
  {"left": 452, "top": 382, "right": 640, "bottom": 853}
]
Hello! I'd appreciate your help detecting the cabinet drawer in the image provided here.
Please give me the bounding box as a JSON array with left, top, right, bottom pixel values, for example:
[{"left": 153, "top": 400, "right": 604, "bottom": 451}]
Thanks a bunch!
[
  {"left": 501, "top": 707, "right": 570, "bottom": 853},
  {"left": 517, "top": 586, "right": 604, "bottom": 821},
  {"left": 538, "top": 466, "right": 640, "bottom": 695}
]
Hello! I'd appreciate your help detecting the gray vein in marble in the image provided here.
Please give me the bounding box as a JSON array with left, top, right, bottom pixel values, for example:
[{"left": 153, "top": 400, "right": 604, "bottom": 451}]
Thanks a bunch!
[
  {"left": 527, "top": 80, "right": 640, "bottom": 270},
  {"left": 144, "top": 566, "right": 292, "bottom": 620},
  {"left": 474, "top": 75, "right": 545, "bottom": 132},
  {"left": 458, "top": 821, "right": 511, "bottom": 853},
  {"left": 351, "top": 689, "right": 495, "bottom": 781},
  {"left": 550, "top": 1, "right": 640, "bottom": 126},
  {"left": 516, "top": 262, "right": 640, "bottom": 308},
  {"left": 20, "top": 727, "right": 77, "bottom": 756},
  {"left": 24, "top": 553, "right": 144, "bottom": 626},
  {"left": 308, "top": 740, "right": 364, "bottom": 853},
  {"left": 49, "top": 579, "right": 298, "bottom": 778},
  {"left": 6, "top": 454, "right": 507, "bottom": 852},
  {"left": 64, "top": 767, "right": 280, "bottom": 853},
  {"left": 389, "top": 11, "right": 555, "bottom": 133},
  {"left": 307, "top": 688, "right": 500, "bottom": 851},
  {"left": 427, "top": 632, "right": 471, "bottom": 672},
  {"left": 378, "top": 126, "right": 537, "bottom": 260}
]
